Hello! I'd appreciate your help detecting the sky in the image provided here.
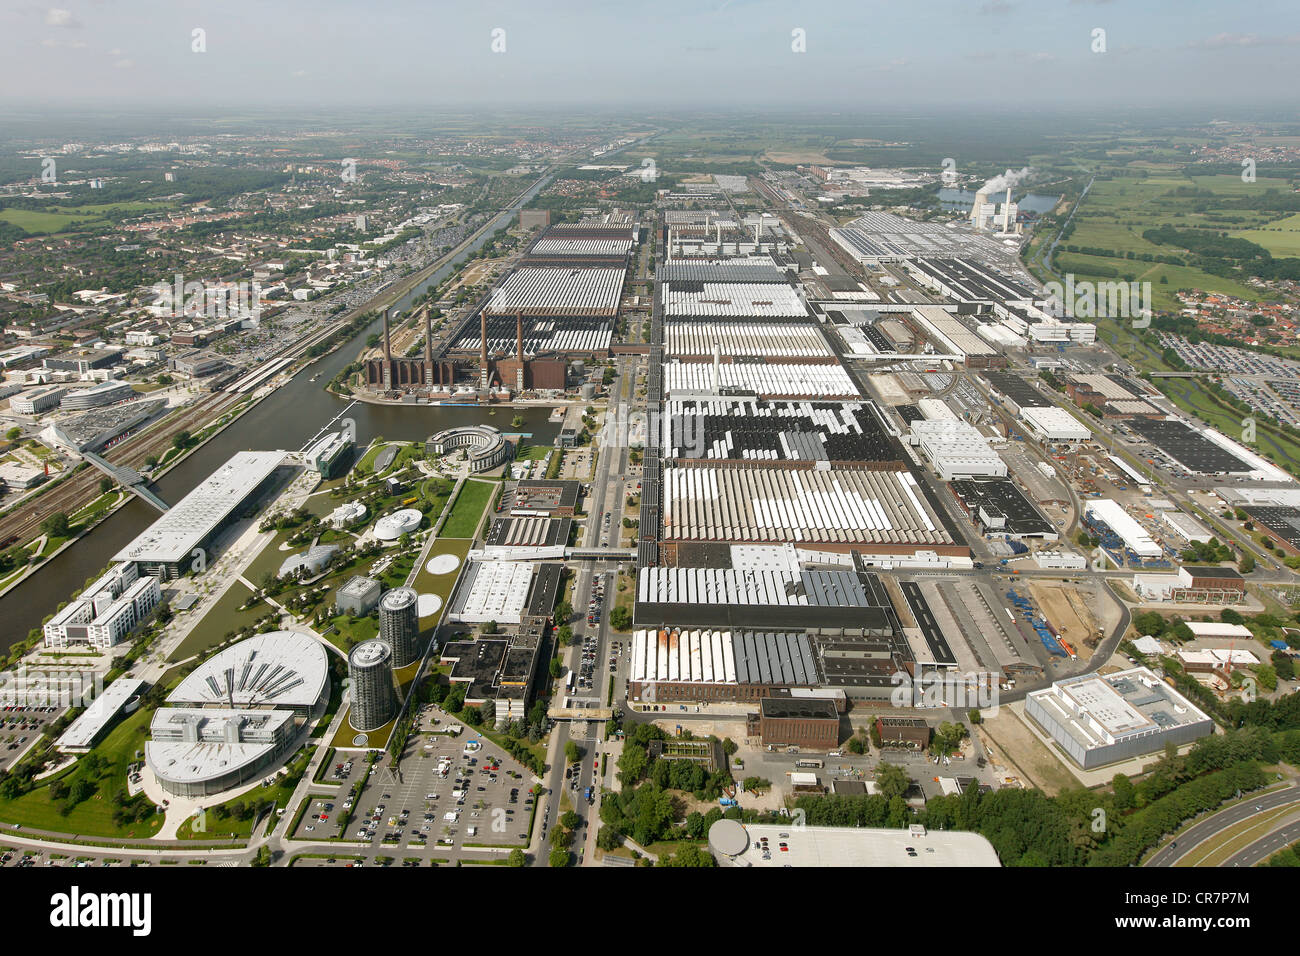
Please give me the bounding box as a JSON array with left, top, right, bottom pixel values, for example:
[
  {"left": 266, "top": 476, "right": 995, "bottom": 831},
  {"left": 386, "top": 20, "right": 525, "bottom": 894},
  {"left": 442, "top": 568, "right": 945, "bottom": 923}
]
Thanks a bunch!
[{"left": 1, "top": 0, "right": 1298, "bottom": 113}]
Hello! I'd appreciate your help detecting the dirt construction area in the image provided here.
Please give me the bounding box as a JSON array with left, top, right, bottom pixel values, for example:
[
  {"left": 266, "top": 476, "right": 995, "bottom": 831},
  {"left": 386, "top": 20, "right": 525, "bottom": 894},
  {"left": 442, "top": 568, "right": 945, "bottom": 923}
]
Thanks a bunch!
[
  {"left": 1030, "top": 582, "right": 1101, "bottom": 659},
  {"left": 978, "top": 706, "right": 1080, "bottom": 796}
]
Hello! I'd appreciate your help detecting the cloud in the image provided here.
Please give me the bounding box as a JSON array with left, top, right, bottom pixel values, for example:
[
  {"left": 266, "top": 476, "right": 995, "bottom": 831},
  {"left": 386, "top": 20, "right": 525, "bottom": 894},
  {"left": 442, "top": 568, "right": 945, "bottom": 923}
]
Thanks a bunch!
[
  {"left": 977, "top": 1, "right": 1015, "bottom": 14},
  {"left": 1190, "top": 33, "right": 1300, "bottom": 49},
  {"left": 45, "top": 8, "right": 82, "bottom": 28},
  {"left": 42, "top": 37, "right": 87, "bottom": 48},
  {"left": 112, "top": 58, "right": 133, "bottom": 69}
]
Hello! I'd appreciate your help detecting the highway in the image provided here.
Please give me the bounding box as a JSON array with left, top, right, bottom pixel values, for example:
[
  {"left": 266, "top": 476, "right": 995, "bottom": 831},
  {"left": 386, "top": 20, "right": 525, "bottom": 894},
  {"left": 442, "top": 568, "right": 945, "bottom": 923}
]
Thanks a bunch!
[{"left": 1146, "top": 780, "right": 1300, "bottom": 867}]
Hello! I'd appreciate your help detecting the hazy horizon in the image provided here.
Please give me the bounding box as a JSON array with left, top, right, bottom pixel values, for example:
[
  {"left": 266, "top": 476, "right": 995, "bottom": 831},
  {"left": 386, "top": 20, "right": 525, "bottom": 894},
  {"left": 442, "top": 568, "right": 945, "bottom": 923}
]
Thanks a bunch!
[{"left": 1, "top": 0, "right": 1298, "bottom": 114}]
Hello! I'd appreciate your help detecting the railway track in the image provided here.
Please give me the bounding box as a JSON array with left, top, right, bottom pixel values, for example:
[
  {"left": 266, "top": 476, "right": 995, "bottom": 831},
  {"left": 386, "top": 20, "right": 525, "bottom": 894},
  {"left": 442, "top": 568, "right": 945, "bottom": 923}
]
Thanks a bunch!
[{"left": 0, "top": 391, "right": 241, "bottom": 547}]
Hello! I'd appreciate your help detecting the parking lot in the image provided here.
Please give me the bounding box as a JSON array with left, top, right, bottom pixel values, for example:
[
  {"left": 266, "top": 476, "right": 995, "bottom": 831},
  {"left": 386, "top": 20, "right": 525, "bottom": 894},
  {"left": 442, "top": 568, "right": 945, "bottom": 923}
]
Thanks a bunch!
[
  {"left": 340, "top": 705, "right": 538, "bottom": 858},
  {"left": 0, "top": 704, "right": 59, "bottom": 772}
]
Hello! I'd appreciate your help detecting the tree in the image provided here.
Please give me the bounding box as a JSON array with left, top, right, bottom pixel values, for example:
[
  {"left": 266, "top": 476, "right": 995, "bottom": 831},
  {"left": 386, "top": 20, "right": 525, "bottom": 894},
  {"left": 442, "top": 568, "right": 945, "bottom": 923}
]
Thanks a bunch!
[
  {"left": 875, "top": 762, "right": 910, "bottom": 800},
  {"left": 40, "top": 512, "right": 71, "bottom": 538},
  {"left": 98, "top": 477, "right": 113, "bottom": 495},
  {"left": 847, "top": 735, "right": 866, "bottom": 755},
  {"left": 560, "top": 810, "right": 581, "bottom": 832},
  {"left": 565, "top": 740, "right": 583, "bottom": 764},
  {"left": 4, "top": 427, "right": 20, "bottom": 441},
  {"left": 172, "top": 430, "right": 192, "bottom": 451},
  {"left": 1239, "top": 552, "right": 1256, "bottom": 574},
  {"left": 144, "top": 454, "right": 159, "bottom": 469},
  {"left": 558, "top": 624, "right": 576, "bottom": 646},
  {"left": 658, "top": 844, "right": 716, "bottom": 867},
  {"left": 549, "top": 658, "right": 563, "bottom": 679},
  {"left": 549, "top": 848, "right": 571, "bottom": 868},
  {"left": 481, "top": 620, "right": 499, "bottom": 635},
  {"left": 507, "top": 848, "right": 526, "bottom": 867},
  {"left": 597, "top": 826, "right": 623, "bottom": 851},
  {"left": 609, "top": 605, "right": 632, "bottom": 632}
]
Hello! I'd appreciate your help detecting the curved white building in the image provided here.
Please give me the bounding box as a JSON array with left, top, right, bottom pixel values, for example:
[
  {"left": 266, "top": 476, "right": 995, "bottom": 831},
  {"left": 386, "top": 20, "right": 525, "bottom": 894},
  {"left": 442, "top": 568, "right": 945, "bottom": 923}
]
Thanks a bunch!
[
  {"left": 147, "top": 631, "right": 330, "bottom": 798},
  {"left": 327, "top": 500, "right": 367, "bottom": 529},
  {"left": 374, "top": 507, "right": 423, "bottom": 541},
  {"left": 166, "top": 630, "right": 329, "bottom": 717},
  {"left": 425, "top": 425, "right": 512, "bottom": 473}
]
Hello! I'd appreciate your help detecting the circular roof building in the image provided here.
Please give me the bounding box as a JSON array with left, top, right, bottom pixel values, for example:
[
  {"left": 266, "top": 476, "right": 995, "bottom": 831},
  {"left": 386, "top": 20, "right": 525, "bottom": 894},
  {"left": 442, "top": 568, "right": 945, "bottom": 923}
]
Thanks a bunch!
[
  {"left": 277, "top": 543, "right": 338, "bottom": 579},
  {"left": 379, "top": 587, "right": 420, "bottom": 668},
  {"left": 168, "top": 630, "right": 329, "bottom": 717},
  {"left": 348, "top": 640, "right": 398, "bottom": 733},
  {"left": 708, "top": 819, "right": 750, "bottom": 863},
  {"left": 327, "top": 500, "right": 367, "bottom": 529},
  {"left": 374, "top": 508, "right": 422, "bottom": 541},
  {"left": 425, "top": 425, "right": 512, "bottom": 473},
  {"left": 147, "top": 631, "right": 330, "bottom": 799}
]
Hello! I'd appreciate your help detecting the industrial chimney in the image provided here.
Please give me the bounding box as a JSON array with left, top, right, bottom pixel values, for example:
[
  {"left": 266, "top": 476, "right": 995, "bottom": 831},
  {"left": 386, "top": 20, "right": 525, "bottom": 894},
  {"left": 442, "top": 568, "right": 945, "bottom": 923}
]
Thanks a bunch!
[
  {"left": 1003, "top": 186, "right": 1013, "bottom": 232},
  {"left": 423, "top": 305, "right": 433, "bottom": 379},
  {"left": 382, "top": 307, "right": 393, "bottom": 360}
]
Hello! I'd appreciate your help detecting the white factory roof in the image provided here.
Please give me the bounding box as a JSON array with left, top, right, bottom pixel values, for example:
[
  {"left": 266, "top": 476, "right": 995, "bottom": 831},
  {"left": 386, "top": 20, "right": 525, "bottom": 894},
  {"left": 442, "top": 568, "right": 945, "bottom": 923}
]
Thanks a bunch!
[
  {"left": 663, "top": 282, "right": 808, "bottom": 318},
  {"left": 661, "top": 465, "right": 951, "bottom": 545},
  {"left": 1028, "top": 666, "right": 1211, "bottom": 748},
  {"left": 630, "top": 629, "right": 819, "bottom": 686},
  {"left": 1183, "top": 622, "right": 1254, "bottom": 639},
  {"left": 1161, "top": 509, "right": 1211, "bottom": 543},
  {"left": 56, "top": 678, "right": 145, "bottom": 751},
  {"left": 1085, "top": 499, "right": 1161, "bottom": 557},
  {"left": 1019, "top": 405, "right": 1090, "bottom": 441},
  {"left": 712, "top": 822, "right": 1000, "bottom": 868},
  {"left": 910, "top": 306, "right": 999, "bottom": 358},
  {"left": 664, "top": 361, "right": 858, "bottom": 399},
  {"left": 486, "top": 267, "right": 623, "bottom": 314},
  {"left": 447, "top": 560, "right": 534, "bottom": 624},
  {"left": 168, "top": 630, "right": 329, "bottom": 710},
  {"left": 665, "top": 322, "right": 832, "bottom": 358},
  {"left": 637, "top": 567, "right": 874, "bottom": 608},
  {"left": 1177, "top": 648, "right": 1259, "bottom": 667},
  {"left": 530, "top": 238, "right": 632, "bottom": 257},
  {"left": 114, "top": 451, "right": 285, "bottom": 564}
]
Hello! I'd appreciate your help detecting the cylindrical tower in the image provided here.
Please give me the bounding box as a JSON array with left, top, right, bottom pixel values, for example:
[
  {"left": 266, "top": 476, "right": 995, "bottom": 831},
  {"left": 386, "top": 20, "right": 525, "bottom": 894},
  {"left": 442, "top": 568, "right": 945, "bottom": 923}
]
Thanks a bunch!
[
  {"left": 348, "top": 640, "right": 397, "bottom": 732},
  {"left": 379, "top": 587, "right": 420, "bottom": 668}
]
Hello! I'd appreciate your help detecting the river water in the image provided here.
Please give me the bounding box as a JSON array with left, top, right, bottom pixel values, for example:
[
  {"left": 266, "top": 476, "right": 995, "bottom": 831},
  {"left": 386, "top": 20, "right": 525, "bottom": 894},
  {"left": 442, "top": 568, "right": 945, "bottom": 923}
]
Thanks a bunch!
[{"left": 3, "top": 174, "right": 557, "bottom": 651}]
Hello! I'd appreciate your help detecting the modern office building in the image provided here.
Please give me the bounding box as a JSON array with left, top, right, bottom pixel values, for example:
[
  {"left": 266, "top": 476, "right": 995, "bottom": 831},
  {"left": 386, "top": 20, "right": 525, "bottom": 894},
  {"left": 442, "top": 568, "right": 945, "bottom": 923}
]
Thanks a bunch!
[
  {"left": 379, "top": 587, "right": 420, "bottom": 667},
  {"left": 305, "top": 431, "right": 354, "bottom": 479},
  {"left": 348, "top": 640, "right": 398, "bottom": 732},
  {"left": 426, "top": 425, "right": 512, "bottom": 473},
  {"left": 1024, "top": 666, "right": 1214, "bottom": 769},
  {"left": 43, "top": 563, "right": 162, "bottom": 650},
  {"left": 336, "top": 575, "right": 381, "bottom": 616},
  {"left": 146, "top": 631, "right": 329, "bottom": 797}
]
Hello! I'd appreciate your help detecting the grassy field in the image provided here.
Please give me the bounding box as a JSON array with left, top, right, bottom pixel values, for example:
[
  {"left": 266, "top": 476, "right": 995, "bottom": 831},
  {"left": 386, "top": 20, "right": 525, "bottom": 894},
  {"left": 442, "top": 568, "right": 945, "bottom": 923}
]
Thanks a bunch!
[
  {"left": 440, "top": 479, "right": 495, "bottom": 539},
  {"left": 0, "top": 708, "right": 163, "bottom": 839},
  {"left": 1232, "top": 212, "right": 1300, "bottom": 258}
]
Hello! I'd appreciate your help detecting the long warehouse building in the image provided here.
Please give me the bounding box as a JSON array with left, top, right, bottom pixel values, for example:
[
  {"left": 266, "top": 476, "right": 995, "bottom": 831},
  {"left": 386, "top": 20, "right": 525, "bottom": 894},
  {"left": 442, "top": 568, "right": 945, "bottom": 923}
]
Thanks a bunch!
[
  {"left": 114, "top": 450, "right": 288, "bottom": 578},
  {"left": 660, "top": 465, "right": 961, "bottom": 554}
]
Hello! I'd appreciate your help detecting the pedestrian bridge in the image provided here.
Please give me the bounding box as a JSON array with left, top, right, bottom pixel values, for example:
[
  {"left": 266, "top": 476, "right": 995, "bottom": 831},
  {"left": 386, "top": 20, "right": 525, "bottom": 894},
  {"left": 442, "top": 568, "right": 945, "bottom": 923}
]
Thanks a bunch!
[
  {"left": 82, "top": 450, "right": 169, "bottom": 513},
  {"left": 565, "top": 547, "right": 635, "bottom": 562}
]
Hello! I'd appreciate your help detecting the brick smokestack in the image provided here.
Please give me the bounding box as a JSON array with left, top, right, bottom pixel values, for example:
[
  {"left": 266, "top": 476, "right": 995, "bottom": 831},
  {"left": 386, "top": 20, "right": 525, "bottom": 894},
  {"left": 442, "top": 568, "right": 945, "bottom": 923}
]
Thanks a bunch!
[
  {"left": 516, "top": 312, "right": 524, "bottom": 360},
  {"left": 423, "top": 305, "right": 433, "bottom": 375},
  {"left": 383, "top": 307, "right": 392, "bottom": 361}
]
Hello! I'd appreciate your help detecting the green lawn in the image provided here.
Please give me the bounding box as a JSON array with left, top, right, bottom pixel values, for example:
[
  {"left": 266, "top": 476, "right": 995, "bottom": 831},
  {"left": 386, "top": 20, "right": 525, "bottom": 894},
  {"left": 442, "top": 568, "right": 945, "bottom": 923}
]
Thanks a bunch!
[
  {"left": 440, "top": 480, "right": 496, "bottom": 539},
  {"left": 0, "top": 708, "right": 163, "bottom": 839}
]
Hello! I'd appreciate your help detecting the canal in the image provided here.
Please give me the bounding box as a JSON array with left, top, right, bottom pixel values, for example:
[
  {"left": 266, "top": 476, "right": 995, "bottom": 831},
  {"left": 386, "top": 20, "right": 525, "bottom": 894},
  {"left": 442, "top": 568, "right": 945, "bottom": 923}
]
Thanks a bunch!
[{"left": 3, "top": 173, "right": 559, "bottom": 651}]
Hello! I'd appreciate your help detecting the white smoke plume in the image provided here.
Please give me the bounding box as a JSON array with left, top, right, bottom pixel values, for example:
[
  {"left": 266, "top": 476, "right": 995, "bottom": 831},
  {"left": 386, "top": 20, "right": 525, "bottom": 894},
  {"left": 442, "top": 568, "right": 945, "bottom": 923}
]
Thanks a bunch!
[{"left": 981, "top": 166, "right": 1032, "bottom": 193}]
